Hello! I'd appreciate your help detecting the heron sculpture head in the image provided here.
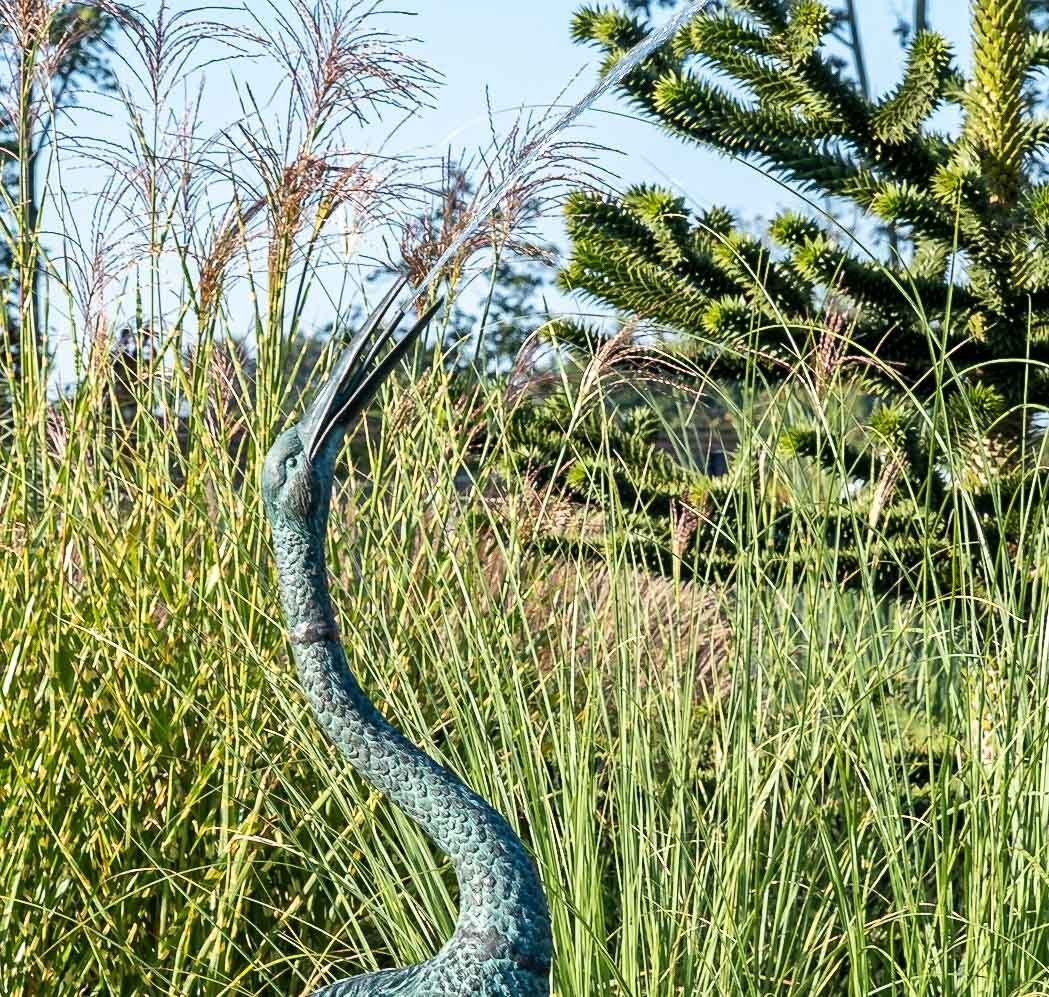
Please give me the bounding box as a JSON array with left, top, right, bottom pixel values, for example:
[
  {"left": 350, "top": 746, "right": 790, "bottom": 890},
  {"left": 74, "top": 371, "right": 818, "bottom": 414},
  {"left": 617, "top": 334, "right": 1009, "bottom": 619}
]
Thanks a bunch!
[{"left": 261, "top": 278, "right": 442, "bottom": 532}]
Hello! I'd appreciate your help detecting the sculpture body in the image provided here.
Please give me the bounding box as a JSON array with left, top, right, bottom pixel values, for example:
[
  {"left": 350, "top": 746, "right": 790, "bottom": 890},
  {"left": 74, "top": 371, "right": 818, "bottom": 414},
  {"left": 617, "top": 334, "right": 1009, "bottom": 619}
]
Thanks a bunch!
[{"left": 261, "top": 283, "right": 552, "bottom": 996}]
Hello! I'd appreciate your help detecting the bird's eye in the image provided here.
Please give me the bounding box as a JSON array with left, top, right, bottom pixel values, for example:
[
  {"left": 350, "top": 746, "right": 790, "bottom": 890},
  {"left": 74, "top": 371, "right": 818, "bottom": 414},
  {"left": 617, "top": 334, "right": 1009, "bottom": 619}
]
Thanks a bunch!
[{"left": 285, "top": 455, "right": 298, "bottom": 472}]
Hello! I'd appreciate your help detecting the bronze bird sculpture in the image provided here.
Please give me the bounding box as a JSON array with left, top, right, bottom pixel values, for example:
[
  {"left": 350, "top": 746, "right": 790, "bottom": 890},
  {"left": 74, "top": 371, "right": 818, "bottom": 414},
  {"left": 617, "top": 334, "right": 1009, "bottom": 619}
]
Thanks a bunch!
[{"left": 261, "top": 278, "right": 552, "bottom": 995}]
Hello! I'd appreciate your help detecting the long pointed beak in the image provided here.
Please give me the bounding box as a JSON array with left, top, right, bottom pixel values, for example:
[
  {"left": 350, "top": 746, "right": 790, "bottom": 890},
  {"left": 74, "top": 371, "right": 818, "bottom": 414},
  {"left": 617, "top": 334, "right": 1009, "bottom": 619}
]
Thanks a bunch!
[{"left": 299, "top": 278, "right": 444, "bottom": 462}]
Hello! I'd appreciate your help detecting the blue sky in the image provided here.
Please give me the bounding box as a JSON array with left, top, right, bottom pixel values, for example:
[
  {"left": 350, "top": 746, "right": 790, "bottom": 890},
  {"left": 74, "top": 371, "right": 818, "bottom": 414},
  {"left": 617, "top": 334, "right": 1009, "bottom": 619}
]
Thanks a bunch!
[{"left": 391, "top": 0, "right": 970, "bottom": 225}]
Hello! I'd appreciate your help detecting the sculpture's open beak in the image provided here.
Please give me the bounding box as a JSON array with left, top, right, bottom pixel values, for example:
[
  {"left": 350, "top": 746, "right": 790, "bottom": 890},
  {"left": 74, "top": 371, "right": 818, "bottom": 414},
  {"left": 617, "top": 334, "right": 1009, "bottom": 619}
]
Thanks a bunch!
[{"left": 300, "top": 277, "right": 444, "bottom": 462}]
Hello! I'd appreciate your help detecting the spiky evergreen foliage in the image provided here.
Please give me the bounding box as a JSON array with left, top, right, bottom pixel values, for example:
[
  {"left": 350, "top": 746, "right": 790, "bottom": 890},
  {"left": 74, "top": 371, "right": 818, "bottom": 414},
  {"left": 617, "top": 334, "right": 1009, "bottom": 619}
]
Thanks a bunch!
[{"left": 510, "top": 0, "right": 1049, "bottom": 592}]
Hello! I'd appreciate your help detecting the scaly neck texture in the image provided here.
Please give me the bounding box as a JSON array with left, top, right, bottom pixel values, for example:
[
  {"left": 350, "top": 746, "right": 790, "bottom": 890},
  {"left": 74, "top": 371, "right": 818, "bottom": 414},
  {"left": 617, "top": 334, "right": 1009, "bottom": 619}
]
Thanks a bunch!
[{"left": 270, "top": 519, "right": 551, "bottom": 974}]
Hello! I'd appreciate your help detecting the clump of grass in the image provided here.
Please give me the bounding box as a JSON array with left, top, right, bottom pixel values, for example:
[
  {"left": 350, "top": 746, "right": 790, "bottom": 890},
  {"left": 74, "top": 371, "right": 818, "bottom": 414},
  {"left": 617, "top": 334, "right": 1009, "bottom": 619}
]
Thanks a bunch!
[
  {"left": 11, "top": 341, "right": 1049, "bottom": 994},
  {"left": 4, "top": 3, "right": 1049, "bottom": 997}
]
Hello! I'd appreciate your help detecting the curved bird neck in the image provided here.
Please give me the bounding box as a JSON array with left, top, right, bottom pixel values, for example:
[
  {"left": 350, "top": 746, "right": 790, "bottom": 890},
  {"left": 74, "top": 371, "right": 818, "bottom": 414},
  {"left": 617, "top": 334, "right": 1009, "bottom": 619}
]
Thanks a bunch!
[{"left": 267, "top": 509, "right": 551, "bottom": 971}]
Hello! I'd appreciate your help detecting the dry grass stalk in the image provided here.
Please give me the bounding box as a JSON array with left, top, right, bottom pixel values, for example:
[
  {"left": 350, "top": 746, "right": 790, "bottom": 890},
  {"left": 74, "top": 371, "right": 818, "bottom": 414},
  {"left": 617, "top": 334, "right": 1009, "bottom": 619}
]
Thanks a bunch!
[
  {"left": 259, "top": 152, "right": 382, "bottom": 293},
  {"left": 255, "top": 0, "right": 435, "bottom": 141},
  {"left": 868, "top": 453, "right": 904, "bottom": 529},
  {"left": 814, "top": 308, "right": 849, "bottom": 396},
  {"left": 196, "top": 194, "right": 266, "bottom": 327},
  {"left": 670, "top": 496, "right": 701, "bottom": 561},
  {"left": 501, "top": 331, "right": 564, "bottom": 410},
  {"left": 0, "top": 0, "right": 97, "bottom": 108},
  {"left": 395, "top": 100, "right": 605, "bottom": 309},
  {"left": 97, "top": 2, "right": 252, "bottom": 105}
]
